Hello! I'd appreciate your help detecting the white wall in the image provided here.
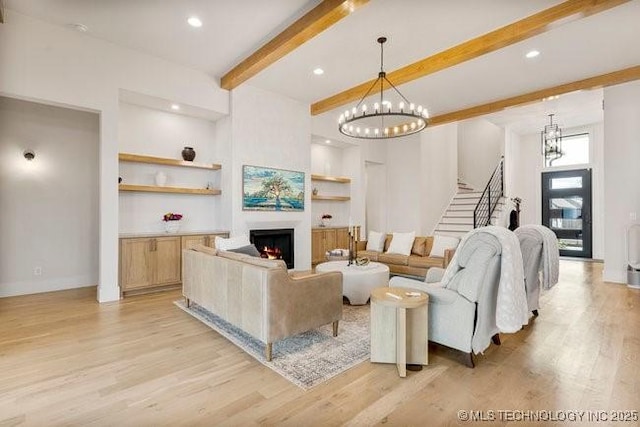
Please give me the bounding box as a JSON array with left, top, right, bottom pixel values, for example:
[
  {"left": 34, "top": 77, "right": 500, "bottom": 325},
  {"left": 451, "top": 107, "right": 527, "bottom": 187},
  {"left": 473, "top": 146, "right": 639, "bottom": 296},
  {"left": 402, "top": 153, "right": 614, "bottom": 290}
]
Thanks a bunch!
[
  {"left": 385, "top": 135, "right": 423, "bottom": 233},
  {"left": 0, "top": 97, "right": 99, "bottom": 297},
  {"left": 508, "top": 122, "right": 605, "bottom": 259},
  {"left": 458, "top": 118, "right": 503, "bottom": 189},
  {"left": 228, "top": 85, "right": 312, "bottom": 270},
  {"left": 421, "top": 123, "right": 459, "bottom": 234},
  {"left": 603, "top": 81, "right": 640, "bottom": 283},
  {"left": 118, "top": 103, "right": 221, "bottom": 233},
  {"left": 0, "top": 11, "right": 228, "bottom": 301}
]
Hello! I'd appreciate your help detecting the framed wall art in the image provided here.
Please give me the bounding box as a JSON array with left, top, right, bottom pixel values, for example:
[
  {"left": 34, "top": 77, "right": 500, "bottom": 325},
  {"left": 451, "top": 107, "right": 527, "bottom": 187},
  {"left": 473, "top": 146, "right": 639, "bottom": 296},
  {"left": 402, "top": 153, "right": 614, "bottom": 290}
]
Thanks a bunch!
[{"left": 242, "top": 165, "right": 305, "bottom": 212}]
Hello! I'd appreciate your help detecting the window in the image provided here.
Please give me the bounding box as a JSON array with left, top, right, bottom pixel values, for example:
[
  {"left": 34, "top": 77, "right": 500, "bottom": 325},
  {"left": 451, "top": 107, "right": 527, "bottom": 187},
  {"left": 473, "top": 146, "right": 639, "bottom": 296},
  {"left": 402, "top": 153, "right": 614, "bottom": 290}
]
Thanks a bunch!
[{"left": 545, "top": 133, "right": 589, "bottom": 168}]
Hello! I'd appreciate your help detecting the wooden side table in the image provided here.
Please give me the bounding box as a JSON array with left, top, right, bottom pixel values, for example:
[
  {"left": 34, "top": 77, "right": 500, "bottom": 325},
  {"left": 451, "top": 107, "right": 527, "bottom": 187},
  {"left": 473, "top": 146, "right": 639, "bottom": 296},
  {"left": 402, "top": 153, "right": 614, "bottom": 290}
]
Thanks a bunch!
[{"left": 370, "top": 287, "right": 429, "bottom": 377}]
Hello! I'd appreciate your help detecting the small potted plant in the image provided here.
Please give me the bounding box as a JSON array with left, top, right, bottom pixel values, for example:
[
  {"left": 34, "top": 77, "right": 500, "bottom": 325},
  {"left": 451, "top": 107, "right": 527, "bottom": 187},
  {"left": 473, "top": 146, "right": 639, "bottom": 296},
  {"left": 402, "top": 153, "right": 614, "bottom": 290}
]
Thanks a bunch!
[
  {"left": 320, "top": 213, "right": 332, "bottom": 227},
  {"left": 163, "top": 212, "right": 183, "bottom": 233}
]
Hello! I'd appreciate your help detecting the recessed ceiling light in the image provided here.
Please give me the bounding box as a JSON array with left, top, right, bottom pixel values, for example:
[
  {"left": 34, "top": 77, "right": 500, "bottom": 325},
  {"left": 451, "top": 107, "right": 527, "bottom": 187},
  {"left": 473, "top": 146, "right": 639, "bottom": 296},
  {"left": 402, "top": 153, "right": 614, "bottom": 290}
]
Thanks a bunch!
[
  {"left": 325, "top": 139, "right": 331, "bottom": 144},
  {"left": 187, "top": 16, "right": 203, "bottom": 28},
  {"left": 313, "top": 68, "right": 325, "bottom": 76},
  {"left": 526, "top": 50, "right": 540, "bottom": 59},
  {"left": 70, "top": 23, "right": 88, "bottom": 32},
  {"left": 171, "top": 104, "right": 180, "bottom": 111}
]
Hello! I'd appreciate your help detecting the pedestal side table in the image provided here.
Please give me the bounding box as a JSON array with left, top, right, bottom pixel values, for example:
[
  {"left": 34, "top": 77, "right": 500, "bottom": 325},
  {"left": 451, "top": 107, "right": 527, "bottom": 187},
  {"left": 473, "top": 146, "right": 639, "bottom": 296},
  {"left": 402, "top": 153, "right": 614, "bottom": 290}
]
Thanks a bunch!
[{"left": 370, "top": 286, "right": 429, "bottom": 377}]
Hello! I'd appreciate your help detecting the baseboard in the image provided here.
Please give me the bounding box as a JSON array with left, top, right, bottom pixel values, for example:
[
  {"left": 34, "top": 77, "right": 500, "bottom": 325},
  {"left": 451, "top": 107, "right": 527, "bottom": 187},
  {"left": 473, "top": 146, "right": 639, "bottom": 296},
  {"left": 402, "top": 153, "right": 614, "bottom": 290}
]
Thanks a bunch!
[
  {"left": 0, "top": 275, "right": 96, "bottom": 298},
  {"left": 602, "top": 268, "right": 627, "bottom": 285}
]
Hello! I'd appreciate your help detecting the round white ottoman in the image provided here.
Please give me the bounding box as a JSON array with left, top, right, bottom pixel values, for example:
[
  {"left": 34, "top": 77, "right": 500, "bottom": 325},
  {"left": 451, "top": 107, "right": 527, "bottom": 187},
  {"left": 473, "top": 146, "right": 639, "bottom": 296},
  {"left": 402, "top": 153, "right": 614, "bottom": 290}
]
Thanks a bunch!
[{"left": 315, "top": 261, "right": 390, "bottom": 305}]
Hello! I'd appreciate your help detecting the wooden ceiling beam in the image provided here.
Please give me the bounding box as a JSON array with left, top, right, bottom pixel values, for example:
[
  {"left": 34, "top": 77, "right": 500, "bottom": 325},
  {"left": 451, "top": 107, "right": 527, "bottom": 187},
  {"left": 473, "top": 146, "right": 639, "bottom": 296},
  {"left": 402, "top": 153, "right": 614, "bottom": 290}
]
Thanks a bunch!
[
  {"left": 428, "top": 65, "right": 640, "bottom": 127},
  {"left": 220, "top": 0, "right": 369, "bottom": 91},
  {"left": 311, "top": 0, "right": 630, "bottom": 116}
]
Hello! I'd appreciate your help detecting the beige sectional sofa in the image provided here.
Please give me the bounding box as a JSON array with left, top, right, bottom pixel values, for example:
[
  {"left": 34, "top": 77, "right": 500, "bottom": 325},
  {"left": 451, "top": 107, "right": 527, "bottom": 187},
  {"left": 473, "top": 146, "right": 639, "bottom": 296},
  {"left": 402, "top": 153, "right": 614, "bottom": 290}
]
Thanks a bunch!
[
  {"left": 356, "top": 235, "right": 455, "bottom": 277},
  {"left": 182, "top": 245, "right": 343, "bottom": 361}
]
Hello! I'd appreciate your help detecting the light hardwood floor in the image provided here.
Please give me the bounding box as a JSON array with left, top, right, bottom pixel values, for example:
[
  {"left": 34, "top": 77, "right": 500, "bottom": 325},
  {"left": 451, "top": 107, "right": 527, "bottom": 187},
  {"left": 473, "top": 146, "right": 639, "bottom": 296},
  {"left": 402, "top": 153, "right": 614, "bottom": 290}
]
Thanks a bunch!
[{"left": 0, "top": 261, "right": 638, "bottom": 426}]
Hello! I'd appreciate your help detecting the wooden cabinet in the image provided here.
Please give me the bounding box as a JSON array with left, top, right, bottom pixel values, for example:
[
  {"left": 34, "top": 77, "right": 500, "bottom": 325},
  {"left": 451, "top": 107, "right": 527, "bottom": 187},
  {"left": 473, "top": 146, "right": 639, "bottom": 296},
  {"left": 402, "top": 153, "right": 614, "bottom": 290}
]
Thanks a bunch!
[
  {"left": 119, "top": 231, "right": 228, "bottom": 296},
  {"left": 120, "top": 236, "right": 181, "bottom": 293},
  {"left": 312, "top": 227, "right": 349, "bottom": 265}
]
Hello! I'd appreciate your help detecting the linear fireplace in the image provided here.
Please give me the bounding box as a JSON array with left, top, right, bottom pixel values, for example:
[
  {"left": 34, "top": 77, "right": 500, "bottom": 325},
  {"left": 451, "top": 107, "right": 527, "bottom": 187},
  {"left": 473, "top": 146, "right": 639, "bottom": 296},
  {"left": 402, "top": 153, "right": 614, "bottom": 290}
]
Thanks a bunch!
[{"left": 249, "top": 228, "right": 294, "bottom": 269}]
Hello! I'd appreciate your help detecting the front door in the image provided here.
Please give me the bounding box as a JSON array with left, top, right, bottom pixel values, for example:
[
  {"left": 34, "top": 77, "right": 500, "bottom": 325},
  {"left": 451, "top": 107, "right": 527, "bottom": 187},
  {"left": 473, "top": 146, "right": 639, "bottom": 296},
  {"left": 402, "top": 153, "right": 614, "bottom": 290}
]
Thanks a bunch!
[{"left": 541, "top": 169, "right": 592, "bottom": 258}]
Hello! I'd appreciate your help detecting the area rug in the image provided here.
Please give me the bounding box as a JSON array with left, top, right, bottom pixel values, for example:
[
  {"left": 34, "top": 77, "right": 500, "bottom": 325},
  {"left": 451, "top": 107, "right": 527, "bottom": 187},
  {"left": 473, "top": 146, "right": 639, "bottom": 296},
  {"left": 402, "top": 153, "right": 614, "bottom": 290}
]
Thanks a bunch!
[{"left": 174, "top": 300, "right": 370, "bottom": 390}]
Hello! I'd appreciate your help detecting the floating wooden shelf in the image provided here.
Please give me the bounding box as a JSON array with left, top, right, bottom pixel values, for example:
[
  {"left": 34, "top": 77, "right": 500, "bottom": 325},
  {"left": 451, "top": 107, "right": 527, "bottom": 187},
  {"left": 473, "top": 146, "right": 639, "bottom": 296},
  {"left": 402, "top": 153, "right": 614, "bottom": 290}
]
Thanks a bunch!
[
  {"left": 312, "top": 195, "right": 350, "bottom": 201},
  {"left": 119, "top": 153, "right": 222, "bottom": 170},
  {"left": 311, "top": 174, "right": 351, "bottom": 183},
  {"left": 119, "top": 184, "right": 221, "bottom": 195}
]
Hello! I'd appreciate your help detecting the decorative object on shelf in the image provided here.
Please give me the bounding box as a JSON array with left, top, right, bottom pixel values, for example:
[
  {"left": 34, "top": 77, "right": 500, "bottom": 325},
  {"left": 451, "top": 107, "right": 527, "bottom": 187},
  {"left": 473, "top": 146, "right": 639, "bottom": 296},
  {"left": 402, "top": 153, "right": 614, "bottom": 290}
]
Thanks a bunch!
[
  {"left": 320, "top": 213, "right": 332, "bottom": 227},
  {"left": 155, "top": 171, "right": 167, "bottom": 186},
  {"left": 181, "top": 146, "right": 196, "bottom": 161},
  {"left": 541, "top": 114, "right": 563, "bottom": 164},
  {"left": 242, "top": 165, "right": 305, "bottom": 212},
  {"left": 118, "top": 176, "right": 122, "bottom": 184},
  {"left": 312, "top": 187, "right": 318, "bottom": 196},
  {"left": 163, "top": 212, "right": 183, "bottom": 233},
  {"left": 23, "top": 149, "right": 35, "bottom": 161},
  {"left": 338, "top": 36, "right": 429, "bottom": 140}
]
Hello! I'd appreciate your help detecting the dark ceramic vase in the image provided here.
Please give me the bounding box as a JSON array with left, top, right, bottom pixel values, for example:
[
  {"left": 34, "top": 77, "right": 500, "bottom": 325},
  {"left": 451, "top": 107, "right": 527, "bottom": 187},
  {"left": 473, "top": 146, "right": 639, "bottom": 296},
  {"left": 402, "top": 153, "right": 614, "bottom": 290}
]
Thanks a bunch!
[{"left": 181, "top": 146, "right": 196, "bottom": 161}]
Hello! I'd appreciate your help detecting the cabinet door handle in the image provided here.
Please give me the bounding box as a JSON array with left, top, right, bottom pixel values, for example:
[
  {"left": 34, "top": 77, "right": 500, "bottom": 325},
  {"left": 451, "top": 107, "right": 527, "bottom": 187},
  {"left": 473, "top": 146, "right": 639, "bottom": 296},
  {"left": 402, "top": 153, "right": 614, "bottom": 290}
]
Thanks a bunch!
[{"left": 151, "top": 239, "right": 157, "bottom": 252}]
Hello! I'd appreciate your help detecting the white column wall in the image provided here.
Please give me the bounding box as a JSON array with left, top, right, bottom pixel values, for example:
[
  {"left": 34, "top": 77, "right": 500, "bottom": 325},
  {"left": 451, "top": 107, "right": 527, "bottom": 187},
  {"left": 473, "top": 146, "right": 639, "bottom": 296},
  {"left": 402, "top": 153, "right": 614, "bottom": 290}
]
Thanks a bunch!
[
  {"left": 229, "top": 85, "right": 312, "bottom": 270},
  {"left": 603, "top": 81, "right": 640, "bottom": 283}
]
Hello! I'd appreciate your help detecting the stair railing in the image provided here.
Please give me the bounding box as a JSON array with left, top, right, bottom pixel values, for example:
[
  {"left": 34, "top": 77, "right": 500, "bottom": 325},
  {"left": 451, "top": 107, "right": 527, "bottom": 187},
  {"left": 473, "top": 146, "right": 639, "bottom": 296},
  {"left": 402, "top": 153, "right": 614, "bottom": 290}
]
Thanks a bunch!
[{"left": 473, "top": 156, "right": 504, "bottom": 228}]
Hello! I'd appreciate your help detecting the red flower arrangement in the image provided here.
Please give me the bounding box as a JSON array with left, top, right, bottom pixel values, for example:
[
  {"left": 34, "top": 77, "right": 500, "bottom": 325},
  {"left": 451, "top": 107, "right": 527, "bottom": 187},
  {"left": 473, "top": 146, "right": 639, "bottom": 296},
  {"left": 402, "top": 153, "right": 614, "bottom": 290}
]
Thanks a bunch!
[{"left": 163, "top": 212, "right": 183, "bottom": 221}]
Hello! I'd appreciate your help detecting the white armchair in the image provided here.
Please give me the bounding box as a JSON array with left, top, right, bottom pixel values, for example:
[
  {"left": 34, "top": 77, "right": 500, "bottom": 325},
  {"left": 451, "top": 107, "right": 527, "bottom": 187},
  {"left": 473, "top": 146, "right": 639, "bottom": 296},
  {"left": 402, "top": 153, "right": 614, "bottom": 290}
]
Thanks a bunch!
[
  {"left": 389, "top": 233, "right": 503, "bottom": 367},
  {"left": 514, "top": 229, "right": 544, "bottom": 316}
]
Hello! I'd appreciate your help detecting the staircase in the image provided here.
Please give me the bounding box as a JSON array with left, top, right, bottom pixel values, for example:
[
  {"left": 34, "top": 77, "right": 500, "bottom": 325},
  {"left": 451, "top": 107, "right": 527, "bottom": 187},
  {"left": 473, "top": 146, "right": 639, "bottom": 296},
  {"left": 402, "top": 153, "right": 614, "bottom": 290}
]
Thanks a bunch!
[{"left": 434, "top": 190, "right": 507, "bottom": 239}]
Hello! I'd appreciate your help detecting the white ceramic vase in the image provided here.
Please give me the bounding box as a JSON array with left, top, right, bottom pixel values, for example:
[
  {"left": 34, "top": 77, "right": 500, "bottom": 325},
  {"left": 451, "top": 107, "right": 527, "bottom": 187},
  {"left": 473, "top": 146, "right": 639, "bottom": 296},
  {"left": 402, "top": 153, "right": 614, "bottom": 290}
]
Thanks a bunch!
[
  {"left": 155, "top": 171, "right": 167, "bottom": 186},
  {"left": 165, "top": 221, "right": 180, "bottom": 233}
]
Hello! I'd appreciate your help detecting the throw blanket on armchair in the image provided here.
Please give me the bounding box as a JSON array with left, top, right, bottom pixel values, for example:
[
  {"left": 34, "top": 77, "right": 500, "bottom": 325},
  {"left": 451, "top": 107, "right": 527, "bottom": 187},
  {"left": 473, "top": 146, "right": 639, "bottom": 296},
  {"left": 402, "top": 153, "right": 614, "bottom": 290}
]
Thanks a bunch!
[
  {"left": 440, "top": 226, "right": 529, "bottom": 337},
  {"left": 515, "top": 225, "right": 560, "bottom": 290}
]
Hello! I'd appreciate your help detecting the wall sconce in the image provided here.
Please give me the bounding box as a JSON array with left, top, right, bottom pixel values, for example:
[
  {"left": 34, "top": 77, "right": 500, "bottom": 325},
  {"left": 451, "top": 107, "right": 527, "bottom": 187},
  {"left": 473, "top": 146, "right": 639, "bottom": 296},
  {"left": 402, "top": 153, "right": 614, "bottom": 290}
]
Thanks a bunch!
[{"left": 23, "top": 149, "right": 35, "bottom": 161}]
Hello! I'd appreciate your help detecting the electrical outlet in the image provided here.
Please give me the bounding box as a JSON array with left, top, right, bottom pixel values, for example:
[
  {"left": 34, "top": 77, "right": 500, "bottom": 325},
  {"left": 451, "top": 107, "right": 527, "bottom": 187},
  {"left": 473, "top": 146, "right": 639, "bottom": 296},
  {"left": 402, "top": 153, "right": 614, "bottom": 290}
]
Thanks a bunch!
[{"left": 34, "top": 266, "right": 42, "bottom": 276}]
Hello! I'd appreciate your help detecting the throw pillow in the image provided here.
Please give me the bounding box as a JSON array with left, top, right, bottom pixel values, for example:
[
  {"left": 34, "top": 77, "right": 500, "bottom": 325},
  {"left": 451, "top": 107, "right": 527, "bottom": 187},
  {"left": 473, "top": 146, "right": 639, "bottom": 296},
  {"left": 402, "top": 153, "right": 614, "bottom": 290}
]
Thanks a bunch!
[
  {"left": 215, "top": 235, "right": 251, "bottom": 251},
  {"left": 386, "top": 231, "right": 416, "bottom": 256},
  {"left": 228, "top": 244, "right": 261, "bottom": 257},
  {"left": 429, "top": 235, "right": 460, "bottom": 257},
  {"left": 365, "top": 230, "right": 386, "bottom": 252}
]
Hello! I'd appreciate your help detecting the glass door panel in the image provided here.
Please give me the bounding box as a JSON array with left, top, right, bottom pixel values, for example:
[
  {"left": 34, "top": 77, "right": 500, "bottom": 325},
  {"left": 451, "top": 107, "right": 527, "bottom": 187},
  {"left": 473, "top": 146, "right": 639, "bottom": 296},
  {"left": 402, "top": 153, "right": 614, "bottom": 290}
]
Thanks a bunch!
[{"left": 542, "top": 169, "right": 592, "bottom": 258}]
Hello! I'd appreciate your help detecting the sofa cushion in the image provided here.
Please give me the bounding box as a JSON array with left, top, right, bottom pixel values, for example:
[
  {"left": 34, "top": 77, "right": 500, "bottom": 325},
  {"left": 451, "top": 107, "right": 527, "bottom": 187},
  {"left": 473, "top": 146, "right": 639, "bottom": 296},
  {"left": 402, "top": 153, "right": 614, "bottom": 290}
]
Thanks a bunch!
[
  {"left": 229, "top": 244, "right": 261, "bottom": 257},
  {"left": 378, "top": 253, "right": 409, "bottom": 266},
  {"left": 429, "top": 235, "right": 460, "bottom": 257},
  {"left": 383, "top": 234, "right": 393, "bottom": 252},
  {"left": 366, "top": 230, "right": 386, "bottom": 252},
  {"left": 386, "top": 231, "right": 416, "bottom": 256},
  {"left": 407, "top": 255, "right": 445, "bottom": 269},
  {"left": 411, "top": 237, "right": 427, "bottom": 256},
  {"left": 357, "top": 250, "right": 380, "bottom": 262},
  {"left": 215, "top": 234, "right": 251, "bottom": 251}
]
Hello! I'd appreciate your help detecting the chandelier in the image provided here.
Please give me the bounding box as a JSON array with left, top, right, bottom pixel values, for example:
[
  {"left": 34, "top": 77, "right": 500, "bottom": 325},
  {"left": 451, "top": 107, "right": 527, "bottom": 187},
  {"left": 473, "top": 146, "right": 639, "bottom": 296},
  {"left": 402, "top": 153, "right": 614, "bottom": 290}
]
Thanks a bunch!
[
  {"left": 541, "top": 113, "right": 563, "bottom": 162},
  {"left": 338, "top": 37, "right": 428, "bottom": 139}
]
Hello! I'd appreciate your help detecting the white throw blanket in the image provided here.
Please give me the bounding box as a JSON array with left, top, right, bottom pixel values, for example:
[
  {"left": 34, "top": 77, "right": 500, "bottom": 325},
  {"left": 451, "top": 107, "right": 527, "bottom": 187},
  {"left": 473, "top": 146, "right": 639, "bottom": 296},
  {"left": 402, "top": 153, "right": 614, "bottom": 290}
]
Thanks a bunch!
[
  {"left": 440, "top": 226, "right": 529, "bottom": 334},
  {"left": 516, "top": 225, "right": 560, "bottom": 290}
]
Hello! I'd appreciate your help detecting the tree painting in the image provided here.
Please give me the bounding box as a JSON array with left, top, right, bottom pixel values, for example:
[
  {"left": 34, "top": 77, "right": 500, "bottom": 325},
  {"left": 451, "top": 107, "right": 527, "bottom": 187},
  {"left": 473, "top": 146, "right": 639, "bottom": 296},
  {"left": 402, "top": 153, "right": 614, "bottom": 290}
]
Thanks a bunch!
[{"left": 243, "top": 165, "right": 305, "bottom": 211}]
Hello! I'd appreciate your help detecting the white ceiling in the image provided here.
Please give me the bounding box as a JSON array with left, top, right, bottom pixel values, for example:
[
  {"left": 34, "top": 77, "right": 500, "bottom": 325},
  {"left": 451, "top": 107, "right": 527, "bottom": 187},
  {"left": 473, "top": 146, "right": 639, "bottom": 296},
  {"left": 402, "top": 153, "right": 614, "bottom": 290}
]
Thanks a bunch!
[{"left": 6, "top": 0, "right": 639, "bottom": 134}]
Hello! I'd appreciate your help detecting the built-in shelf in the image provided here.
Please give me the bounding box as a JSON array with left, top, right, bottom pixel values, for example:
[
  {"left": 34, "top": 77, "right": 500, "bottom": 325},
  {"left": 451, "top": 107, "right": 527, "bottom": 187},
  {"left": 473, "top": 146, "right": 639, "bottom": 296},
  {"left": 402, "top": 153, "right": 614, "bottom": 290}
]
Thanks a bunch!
[
  {"left": 311, "top": 174, "right": 351, "bottom": 183},
  {"left": 311, "top": 195, "right": 351, "bottom": 201},
  {"left": 119, "top": 153, "right": 222, "bottom": 170},
  {"left": 119, "top": 184, "right": 221, "bottom": 195}
]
